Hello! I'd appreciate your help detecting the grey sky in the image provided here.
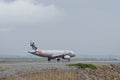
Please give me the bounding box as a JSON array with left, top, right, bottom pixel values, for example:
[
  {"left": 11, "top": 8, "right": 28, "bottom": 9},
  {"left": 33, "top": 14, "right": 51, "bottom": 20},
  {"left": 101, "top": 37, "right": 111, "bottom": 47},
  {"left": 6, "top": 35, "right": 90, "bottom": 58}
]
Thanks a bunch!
[{"left": 0, "top": 0, "right": 120, "bottom": 57}]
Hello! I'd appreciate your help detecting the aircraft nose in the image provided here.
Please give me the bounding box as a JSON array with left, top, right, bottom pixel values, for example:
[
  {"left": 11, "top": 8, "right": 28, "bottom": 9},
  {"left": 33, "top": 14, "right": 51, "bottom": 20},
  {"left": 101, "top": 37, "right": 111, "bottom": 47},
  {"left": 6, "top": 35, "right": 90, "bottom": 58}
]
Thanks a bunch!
[
  {"left": 70, "top": 52, "right": 75, "bottom": 57},
  {"left": 72, "top": 54, "right": 76, "bottom": 57},
  {"left": 68, "top": 51, "right": 75, "bottom": 57}
]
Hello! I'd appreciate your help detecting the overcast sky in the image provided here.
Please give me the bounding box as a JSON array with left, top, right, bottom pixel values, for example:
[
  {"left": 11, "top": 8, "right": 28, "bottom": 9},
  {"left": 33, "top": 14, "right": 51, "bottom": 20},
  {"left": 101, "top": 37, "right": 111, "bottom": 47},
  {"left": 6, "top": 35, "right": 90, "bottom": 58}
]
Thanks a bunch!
[{"left": 0, "top": 0, "right": 120, "bottom": 57}]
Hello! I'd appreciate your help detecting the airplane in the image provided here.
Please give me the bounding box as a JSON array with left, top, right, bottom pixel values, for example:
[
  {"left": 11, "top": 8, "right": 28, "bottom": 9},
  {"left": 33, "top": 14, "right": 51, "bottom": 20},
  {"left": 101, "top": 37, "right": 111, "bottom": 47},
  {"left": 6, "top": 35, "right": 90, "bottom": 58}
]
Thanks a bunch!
[{"left": 28, "top": 41, "right": 75, "bottom": 61}]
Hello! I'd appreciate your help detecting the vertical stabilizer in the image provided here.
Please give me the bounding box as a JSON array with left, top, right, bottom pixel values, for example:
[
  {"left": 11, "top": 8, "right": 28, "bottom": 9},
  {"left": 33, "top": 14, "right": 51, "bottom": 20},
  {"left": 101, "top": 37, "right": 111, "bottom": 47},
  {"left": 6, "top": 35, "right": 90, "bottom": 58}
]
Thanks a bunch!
[{"left": 30, "top": 41, "right": 38, "bottom": 50}]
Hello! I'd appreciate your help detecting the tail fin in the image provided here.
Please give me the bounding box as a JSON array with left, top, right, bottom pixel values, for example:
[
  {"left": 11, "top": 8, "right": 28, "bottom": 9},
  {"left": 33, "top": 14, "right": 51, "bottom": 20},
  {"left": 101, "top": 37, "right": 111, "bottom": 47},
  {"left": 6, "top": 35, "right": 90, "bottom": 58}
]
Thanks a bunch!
[{"left": 30, "top": 41, "right": 38, "bottom": 50}]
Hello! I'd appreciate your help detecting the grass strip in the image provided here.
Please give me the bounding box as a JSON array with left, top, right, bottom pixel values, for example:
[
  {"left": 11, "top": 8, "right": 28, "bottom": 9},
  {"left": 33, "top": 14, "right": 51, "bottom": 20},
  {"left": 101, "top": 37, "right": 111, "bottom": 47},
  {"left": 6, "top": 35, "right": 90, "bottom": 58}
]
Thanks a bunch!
[{"left": 67, "top": 63, "right": 97, "bottom": 70}]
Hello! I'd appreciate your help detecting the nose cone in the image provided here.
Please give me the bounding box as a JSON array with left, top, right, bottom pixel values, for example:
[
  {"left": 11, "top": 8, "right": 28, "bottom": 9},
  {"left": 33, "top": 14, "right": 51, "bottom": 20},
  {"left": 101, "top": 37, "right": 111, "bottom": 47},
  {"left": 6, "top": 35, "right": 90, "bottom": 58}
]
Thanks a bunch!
[
  {"left": 71, "top": 54, "right": 75, "bottom": 57},
  {"left": 70, "top": 51, "right": 76, "bottom": 57}
]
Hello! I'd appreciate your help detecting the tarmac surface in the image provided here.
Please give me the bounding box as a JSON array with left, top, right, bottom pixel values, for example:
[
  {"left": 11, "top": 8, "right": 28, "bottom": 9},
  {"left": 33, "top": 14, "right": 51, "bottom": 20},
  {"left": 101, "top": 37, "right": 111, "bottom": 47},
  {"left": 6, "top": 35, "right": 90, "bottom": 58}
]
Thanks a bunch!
[{"left": 0, "top": 60, "right": 120, "bottom": 65}]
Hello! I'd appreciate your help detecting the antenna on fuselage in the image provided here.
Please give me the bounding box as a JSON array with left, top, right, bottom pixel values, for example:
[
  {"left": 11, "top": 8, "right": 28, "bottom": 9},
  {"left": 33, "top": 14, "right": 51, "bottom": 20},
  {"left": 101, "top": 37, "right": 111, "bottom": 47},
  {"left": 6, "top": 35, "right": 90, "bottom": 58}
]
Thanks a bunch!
[{"left": 30, "top": 40, "right": 38, "bottom": 50}]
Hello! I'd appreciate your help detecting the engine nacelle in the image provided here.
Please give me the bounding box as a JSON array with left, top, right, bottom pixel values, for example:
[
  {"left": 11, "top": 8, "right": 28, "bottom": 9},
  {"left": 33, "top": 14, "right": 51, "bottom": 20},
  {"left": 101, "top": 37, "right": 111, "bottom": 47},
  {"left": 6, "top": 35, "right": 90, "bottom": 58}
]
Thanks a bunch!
[{"left": 64, "top": 55, "right": 70, "bottom": 59}]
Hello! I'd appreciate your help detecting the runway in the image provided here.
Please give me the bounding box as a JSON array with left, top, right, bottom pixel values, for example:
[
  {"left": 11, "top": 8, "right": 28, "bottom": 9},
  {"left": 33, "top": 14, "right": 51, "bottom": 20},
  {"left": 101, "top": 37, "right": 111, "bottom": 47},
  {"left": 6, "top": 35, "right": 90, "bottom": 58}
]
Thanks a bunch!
[{"left": 0, "top": 60, "right": 120, "bottom": 65}]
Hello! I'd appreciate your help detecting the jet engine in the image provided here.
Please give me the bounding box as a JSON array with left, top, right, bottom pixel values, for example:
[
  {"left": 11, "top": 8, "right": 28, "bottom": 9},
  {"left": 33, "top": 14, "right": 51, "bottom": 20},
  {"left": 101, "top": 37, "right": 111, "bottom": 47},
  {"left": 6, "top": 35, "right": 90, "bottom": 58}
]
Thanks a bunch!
[
  {"left": 63, "top": 55, "right": 70, "bottom": 61},
  {"left": 64, "top": 55, "right": 70, "bottom": 58}
]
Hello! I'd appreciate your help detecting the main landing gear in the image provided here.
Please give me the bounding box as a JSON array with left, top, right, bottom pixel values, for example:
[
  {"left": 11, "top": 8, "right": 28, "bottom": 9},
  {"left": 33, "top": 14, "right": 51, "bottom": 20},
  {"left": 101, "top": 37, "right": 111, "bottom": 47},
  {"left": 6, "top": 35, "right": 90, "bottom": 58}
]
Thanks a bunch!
[
  {"left": 57, "top": 58, "right": 60, "bottom": 62},
  {"left": 48, "top": 58, "right": 51, "bottom": 61},
  {"left": 48, "top": 58, "right": 70, "bottom": 61},
  {"left": 48, "top": 58, "right": 61, "bottom": 62}
]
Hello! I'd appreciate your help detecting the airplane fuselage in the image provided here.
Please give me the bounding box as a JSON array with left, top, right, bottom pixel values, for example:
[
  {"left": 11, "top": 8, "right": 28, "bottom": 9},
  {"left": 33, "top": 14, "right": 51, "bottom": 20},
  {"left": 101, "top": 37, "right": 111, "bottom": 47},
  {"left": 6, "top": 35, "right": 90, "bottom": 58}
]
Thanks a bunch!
[
  {"left": 28, "top": 50, "right": 75, "bottom": 61},
  {"left": 28, "top": 41, "right": 75, "bottom": 61},
  {"left": 29, "top": 50, "right": 75, "bottom": 58}
]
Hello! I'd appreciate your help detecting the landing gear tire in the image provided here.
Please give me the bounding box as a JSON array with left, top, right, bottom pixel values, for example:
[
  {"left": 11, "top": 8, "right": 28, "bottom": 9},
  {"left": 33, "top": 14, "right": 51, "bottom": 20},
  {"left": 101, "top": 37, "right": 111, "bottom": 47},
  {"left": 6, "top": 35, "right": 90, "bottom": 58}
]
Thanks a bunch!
[
  {"left": 57, "top": 58, "right": 60, "bottom": 62},
  {"left": 68, "top": 58, "right": 70, "bottom": 61},
  {"left": 48, "top": 58, "right": 51, "bottom": 61}
]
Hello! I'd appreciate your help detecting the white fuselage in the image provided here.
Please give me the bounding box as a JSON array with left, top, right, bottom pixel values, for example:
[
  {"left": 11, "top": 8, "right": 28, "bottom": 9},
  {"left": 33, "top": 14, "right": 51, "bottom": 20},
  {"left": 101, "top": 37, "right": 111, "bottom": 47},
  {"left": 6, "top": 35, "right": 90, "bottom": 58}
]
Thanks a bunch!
[
  {"left": 28, "top": 50, "right": 75, "bottom": 59},
  {"left": 28, "top": 41, "right": 75, "bottom": 61}
]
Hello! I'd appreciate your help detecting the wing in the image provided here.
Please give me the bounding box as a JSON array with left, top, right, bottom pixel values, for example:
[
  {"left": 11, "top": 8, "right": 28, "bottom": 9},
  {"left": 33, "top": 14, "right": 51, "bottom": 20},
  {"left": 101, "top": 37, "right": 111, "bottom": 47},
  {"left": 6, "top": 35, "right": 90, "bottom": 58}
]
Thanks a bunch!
[{"left": 51, "top": 53, "right": 64, "bottom": 58}]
